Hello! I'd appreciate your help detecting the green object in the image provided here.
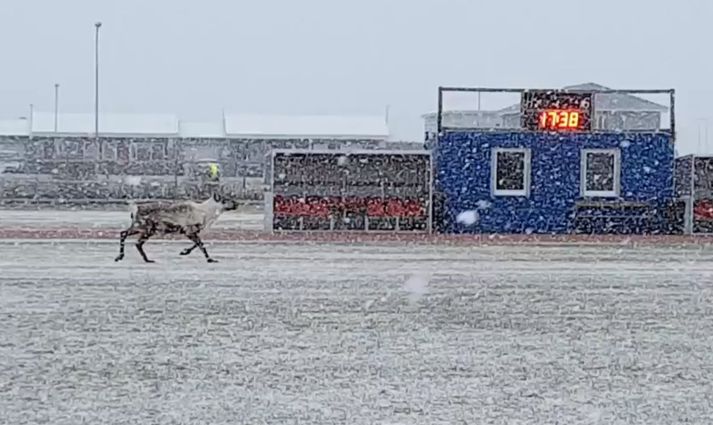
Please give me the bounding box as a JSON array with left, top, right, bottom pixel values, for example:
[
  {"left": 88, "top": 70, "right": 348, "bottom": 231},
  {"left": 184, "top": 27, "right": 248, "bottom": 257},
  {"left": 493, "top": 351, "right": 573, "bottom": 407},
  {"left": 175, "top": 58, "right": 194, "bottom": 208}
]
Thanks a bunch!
[{"left": 208, "top": 163, "right": 219, "bottom": 180}]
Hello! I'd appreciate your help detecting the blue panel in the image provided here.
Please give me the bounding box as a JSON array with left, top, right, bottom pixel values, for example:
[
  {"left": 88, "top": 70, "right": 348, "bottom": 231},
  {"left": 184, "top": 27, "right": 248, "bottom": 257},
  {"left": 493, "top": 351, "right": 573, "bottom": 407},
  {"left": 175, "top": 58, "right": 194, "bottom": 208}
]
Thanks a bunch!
[{"left": 434, "top": 131, "right": 674, "bottom": 234}]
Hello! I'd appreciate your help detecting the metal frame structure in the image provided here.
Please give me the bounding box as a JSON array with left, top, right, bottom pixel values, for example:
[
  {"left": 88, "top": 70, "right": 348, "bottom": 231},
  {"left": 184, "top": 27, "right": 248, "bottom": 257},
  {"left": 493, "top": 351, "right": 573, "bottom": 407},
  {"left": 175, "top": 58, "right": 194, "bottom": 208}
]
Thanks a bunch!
[
  {"left": 265, "top": 148, "right": 433, "bottom": 234},
  {"left": 676, "top": 154, "right": 713, "bottom": 235},
  {"left": 436, "top": 86, "right": 676, "bottom": 142}
]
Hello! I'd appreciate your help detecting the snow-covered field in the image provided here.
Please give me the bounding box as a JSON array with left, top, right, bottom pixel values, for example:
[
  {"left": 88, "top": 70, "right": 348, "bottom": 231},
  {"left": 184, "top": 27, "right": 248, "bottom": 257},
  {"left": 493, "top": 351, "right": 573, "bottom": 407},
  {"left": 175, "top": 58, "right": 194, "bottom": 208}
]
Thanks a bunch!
[
  {"left": 1, "top": 239, "right": 712, "bottom": 424},
  {"left": 0, "top": 207, "right": 264, "bottom": 231}
]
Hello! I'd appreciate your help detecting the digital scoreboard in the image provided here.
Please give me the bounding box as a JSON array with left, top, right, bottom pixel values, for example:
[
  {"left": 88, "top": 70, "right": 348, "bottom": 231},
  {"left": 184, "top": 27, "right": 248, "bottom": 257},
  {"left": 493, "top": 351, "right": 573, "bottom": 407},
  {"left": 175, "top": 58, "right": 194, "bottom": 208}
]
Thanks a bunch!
[{"left": 520, "top": 90, "right": 593, "bottom": 132}]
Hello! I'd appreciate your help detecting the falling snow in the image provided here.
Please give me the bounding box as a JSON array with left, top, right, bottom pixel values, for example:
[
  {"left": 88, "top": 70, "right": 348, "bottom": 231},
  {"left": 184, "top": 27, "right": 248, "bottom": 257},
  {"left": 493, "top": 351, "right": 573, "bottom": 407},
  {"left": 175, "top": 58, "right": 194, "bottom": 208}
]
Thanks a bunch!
[
  {"left": 0, "top": 80, "right": 700, "bottom": 424},
  {"left": 456, "top": 210, "right": 479, "bottom": 226}
]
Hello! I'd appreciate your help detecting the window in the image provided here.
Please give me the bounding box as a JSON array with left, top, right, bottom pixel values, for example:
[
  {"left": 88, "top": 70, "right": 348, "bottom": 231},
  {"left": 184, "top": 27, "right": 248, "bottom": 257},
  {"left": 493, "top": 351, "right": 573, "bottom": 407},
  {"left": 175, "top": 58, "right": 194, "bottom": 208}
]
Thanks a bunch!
[
  {"left": 491, "top": 148, "right": 531, "bottom": 196},
  {"left": 58, "top": 140, "right": 81, "bottom": 159},
  {"left": 581, "top": 149, "right": 621, "bottom": 197},
  {"left": 133, "top": 143, "right": 151, "bottom": 161},
  {"left": 117, "top": 142, "right": 129, "bottom": 162},
  {"left": 151, "top": 143, "right": 167, "bottom": 160},
  {"left": 103, "top": 141, "right": 118, "bottom": 161},
  {"left": 84, "top": 141, "right": 99, "bottom": 159},
  {"left": 43, "top": 141, "right": 55, "bottom": 159}
]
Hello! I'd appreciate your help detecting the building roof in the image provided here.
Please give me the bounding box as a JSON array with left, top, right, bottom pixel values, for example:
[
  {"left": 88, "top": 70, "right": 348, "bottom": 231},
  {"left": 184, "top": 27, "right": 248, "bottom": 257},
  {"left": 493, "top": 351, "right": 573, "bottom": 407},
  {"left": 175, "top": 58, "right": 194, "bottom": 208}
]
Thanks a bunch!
[
  {"left": 562, "top": 82, "right": 669, "bottom": 112},
  {"left": 178, "top": 120, "right": 225, "bottom": 138},
  {"left": 0, "top": 112, "right": 390, "bottom": 140},
  {"left": 421, "top": 110, "right": 501, "bottom": 119},
  {"left": 498, "top": 82, "right": 669, "bottom": 115},
  {"left": 223, "top": 114, "right": 389, "bottom": 139},
  {"left": 0, "top": 119, "right": 30, "bottom": 136},
  {"left": 31, "top": 112, "right": 180, "bottom": 136}
]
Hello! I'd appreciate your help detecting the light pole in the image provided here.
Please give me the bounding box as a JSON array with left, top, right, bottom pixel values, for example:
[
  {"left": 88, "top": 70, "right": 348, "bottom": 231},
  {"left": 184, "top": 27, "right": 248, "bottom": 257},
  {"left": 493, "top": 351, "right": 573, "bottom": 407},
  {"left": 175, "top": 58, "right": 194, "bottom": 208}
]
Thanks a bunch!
[
  {"left": 54, "top": 83, "right": 59, "bottom": 132},
  {"left": 94, "top": 22, "right": 102, "bottom": 155}
]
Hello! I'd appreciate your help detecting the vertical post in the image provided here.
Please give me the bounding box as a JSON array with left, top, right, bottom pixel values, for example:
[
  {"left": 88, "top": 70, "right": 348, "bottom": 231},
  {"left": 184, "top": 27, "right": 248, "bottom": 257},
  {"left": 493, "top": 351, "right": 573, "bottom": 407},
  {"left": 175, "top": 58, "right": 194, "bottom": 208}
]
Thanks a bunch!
[
  {"left": 427, "top": 152, "right": 433, "bottom": 234},
  {"left": 688, "top": 155, "right": 695, "bottom": 234},
  {"left": 54, "top": 83, "right": 59, "bottom": 132},
  {"left": 434, "top": 87, "right": 444, "bottom": 235},
  {"left": 670, "top": 89, "right": 675, "bottom": 145},
  {"left": 173, "top": 139, "right": 179, "bottom": 195},
  {"left": 94, "top": 22, "right": 102, "bottom": 156},
  {"left": 28, "top": 103, "right": 34, "bottom": 140},
  {"left": 242, "top": 151, "right": 248, "bottom": 194},
  {"left": 436, "top": 87, "right": 443, "bottom": 139}
]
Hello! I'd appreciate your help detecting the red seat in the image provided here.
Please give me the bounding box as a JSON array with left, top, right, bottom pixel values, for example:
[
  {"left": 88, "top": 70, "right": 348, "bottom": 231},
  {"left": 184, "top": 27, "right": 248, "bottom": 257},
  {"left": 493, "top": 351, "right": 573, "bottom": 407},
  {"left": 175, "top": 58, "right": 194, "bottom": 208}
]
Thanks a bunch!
[
  {"left": 385, "top": 199, "right": 405, "bottom": 217},
  {"left": 694, "top": 200, "right": 713, "bottom": 220},
  {"left": 403, "top": 199, "right": 425, "bottom": 217},
  {"left": 367, "top": 198, "right": 385, "bottom": 217}
]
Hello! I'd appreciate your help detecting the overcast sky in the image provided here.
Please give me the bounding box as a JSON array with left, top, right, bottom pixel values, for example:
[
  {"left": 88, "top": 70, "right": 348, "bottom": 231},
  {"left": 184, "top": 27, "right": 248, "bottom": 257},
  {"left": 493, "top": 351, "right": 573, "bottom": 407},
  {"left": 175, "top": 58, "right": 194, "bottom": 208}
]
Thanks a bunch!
[{"left": 1, "top": 0, "right": 711, "bottom": 152}]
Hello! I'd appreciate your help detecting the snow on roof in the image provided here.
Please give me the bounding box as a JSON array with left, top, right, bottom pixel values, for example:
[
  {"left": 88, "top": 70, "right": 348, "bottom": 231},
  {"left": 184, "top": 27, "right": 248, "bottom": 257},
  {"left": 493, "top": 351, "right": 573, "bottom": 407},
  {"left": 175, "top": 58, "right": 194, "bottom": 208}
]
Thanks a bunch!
[
  {"left": 178, "top": 120, "right": 225, "bottom": 138},
  {"left": 31, "top": 112, "right": 179, "bottom": 136},
  {"left": 0, "top": 112, "right": 390, "bottom": 139},
  {"left": 421, "top": 110, "right": 500, "bottom": 118},
  {"left": 562, "top": 83, "right": 669, "bottom": 112},
  {"left": 223, "top": 114, "right": 389, "bottom": 139},
  {"left": 0, "top": 119, "right": 30, "bottom": 136}
]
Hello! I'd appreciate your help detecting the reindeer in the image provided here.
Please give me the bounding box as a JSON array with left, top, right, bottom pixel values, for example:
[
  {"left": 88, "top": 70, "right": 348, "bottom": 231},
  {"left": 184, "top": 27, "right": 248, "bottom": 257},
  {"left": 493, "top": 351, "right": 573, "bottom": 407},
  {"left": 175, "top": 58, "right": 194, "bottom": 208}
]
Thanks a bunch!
[{"left": 114, "top": 193, "right": 238, "bottom": 263}]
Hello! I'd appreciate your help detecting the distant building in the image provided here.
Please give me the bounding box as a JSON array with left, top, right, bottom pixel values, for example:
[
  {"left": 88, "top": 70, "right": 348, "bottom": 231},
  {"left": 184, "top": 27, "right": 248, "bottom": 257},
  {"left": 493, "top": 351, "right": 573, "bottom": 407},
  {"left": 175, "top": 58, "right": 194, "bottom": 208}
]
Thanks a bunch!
[{"left": 0, "top": 111, "right": 425, "bottom": 178}]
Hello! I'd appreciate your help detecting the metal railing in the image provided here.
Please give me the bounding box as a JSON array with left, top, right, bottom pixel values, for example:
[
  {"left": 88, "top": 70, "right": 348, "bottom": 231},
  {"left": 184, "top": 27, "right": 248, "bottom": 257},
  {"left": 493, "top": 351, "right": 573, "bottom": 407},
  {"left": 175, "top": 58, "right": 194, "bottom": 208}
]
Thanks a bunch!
[{"left": 436, "top": 86, "right": 676, "bottom": 142}]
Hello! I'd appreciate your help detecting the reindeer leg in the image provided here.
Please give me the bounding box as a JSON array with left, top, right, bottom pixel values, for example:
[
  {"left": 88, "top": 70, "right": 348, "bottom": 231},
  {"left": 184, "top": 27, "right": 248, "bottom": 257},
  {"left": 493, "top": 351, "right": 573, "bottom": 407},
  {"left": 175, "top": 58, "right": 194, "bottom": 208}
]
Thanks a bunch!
[
  {"left": 179, "top": 225, "right": 198, "bottom": 256},
  {"left": 115, "top": 227, "right": 140, "bottom": 262},
  {"left": 135, "top": 232, "right": 155, "bottom": 263},
  {"left": 179, "top": 243, "right": 198, "bottom": 256},
  {"left": 187, "top": 232, "right": 217, "bottom": 263}
]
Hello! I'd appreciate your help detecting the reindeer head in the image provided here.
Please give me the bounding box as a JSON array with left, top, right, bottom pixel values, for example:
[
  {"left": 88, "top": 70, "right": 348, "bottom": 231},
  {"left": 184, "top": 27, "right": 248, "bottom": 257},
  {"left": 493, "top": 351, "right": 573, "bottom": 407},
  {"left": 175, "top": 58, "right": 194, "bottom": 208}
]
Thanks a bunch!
[{"left": 212, "top": 192, "right": 238, "bottom": 211}]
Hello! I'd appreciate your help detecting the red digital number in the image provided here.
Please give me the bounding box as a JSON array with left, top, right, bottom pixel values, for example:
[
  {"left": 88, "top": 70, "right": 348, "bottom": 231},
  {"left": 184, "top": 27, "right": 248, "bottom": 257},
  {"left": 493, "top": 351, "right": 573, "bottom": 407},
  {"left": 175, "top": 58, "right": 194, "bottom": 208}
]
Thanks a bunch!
[
  {"left": 568, "top": 111, "right": 580, "bottom": 128},
  {"left": 538, "top": 109, "right": 581, "bottom": 130}
]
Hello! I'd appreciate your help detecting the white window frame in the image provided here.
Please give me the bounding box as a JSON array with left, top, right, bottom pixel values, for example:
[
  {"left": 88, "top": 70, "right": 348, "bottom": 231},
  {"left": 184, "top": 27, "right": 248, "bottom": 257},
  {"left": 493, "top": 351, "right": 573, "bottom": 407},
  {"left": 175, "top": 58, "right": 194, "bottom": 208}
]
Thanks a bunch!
[
  {"left": 581, "top": 148, "right": 621, "bottom": 198},
  {"left": 491, "top": 148, "right": 531, "bottom": 197},
  {"left": 131, "top": 143, "right": 152, "bottom": 161}
]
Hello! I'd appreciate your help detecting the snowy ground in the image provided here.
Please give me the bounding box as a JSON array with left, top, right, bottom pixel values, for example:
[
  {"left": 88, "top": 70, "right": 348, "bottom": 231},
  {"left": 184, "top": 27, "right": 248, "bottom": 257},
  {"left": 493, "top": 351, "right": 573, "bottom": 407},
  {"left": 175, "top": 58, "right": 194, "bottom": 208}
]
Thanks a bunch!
[
  {"left": 0, "top": 207, "right": 264, "bottom": 231},
  {"left": 1, "top": 240, "right": 712, "bottom": 424}
]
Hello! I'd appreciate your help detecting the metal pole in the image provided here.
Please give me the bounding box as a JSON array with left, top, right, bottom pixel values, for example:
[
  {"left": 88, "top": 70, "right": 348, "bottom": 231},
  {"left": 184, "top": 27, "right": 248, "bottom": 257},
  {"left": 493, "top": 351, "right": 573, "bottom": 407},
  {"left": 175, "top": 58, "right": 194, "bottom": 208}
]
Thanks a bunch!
[
  {"left": 54, "top": 83, "right": 59, "bottom": 132},
  {"left": 436, "top": 87, "right": 443, "bottom": 138},
  {"left": 669, "top": 89, "right": 676, "bottom": 145},
  {"left": 94, "top": 21, "right": 102, "bottom": 167},
  {"left": 28, "top": 103, "right": 34, "bottom": 140},
  {"left": 689, "top": 154, "right": 695, "bottom": 234},
  {"left": 94, "top": 22, "right": 101, "bottom": 141}
]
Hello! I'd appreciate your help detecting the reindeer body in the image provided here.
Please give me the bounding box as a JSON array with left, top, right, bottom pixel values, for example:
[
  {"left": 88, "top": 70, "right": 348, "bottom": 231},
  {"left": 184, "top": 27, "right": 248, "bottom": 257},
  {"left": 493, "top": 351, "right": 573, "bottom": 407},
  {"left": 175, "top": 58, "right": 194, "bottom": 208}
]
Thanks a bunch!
[{"left": 115, "top": 194, "right": 237, "bottom": 263}]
